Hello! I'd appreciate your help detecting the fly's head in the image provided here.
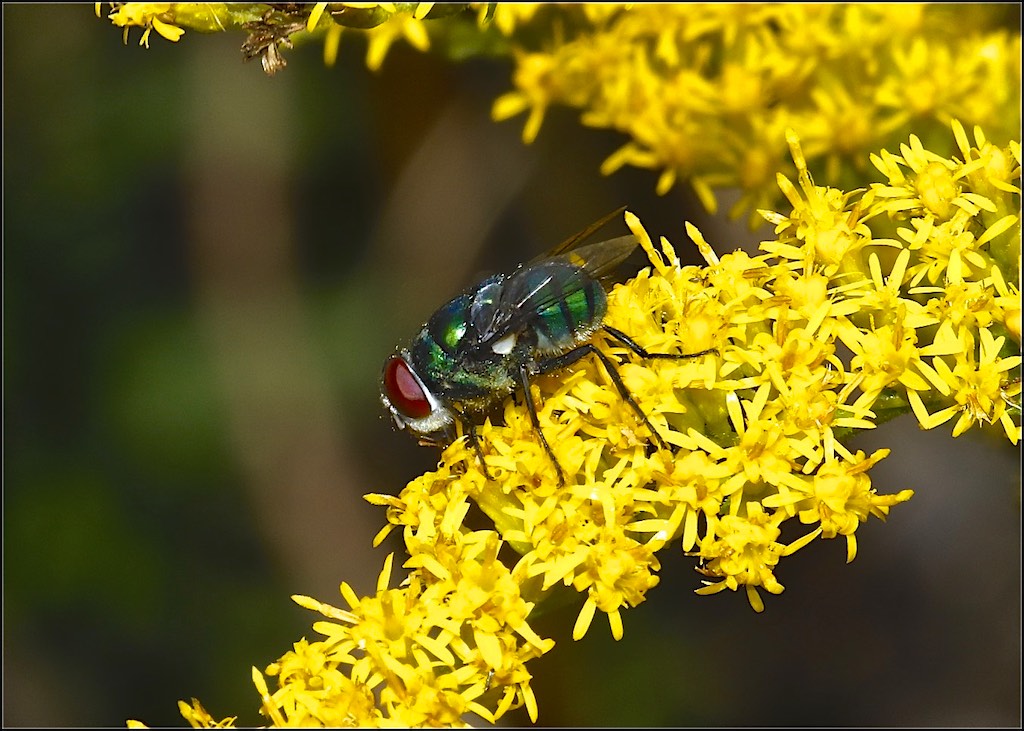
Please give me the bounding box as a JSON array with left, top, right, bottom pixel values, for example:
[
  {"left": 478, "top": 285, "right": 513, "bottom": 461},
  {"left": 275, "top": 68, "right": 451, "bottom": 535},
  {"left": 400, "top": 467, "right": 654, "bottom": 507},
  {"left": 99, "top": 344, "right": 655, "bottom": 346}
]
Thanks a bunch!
[{"left": 380, "top": 350, "right": 455, "bottom": 443}]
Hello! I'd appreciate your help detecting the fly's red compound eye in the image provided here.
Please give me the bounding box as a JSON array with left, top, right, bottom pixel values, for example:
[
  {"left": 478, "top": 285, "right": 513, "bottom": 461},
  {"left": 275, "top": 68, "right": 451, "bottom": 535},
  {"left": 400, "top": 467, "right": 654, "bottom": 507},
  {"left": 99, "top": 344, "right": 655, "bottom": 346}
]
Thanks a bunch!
[{"left": 383, "top": 356, "right": 432, "bottom": 419}]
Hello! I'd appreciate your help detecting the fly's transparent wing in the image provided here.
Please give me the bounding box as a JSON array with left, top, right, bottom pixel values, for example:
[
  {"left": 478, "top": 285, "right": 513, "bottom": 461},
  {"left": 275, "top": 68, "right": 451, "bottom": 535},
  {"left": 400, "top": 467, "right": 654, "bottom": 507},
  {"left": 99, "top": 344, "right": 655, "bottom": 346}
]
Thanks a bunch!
[
  {"left": 465, "top": 209, "right": 636, "bottom": 350},
  {"left": 540, "top": 206, "right": 628, "bottom": 260},
  {"left": 507, "top": 235, "right": 638, "bottom": 314},
  {"left": 475, "top": 234, "right": 639, "bottom": 348},
  {"left": 550, "top": 235, "right": 639, "bottom": 280}
]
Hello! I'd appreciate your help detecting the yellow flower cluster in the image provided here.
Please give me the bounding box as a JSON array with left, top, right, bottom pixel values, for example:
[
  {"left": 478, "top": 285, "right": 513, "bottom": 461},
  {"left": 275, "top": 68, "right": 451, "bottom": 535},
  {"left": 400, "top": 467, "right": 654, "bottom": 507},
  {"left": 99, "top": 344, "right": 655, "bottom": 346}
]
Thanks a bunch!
[
  {"left": 100, "top": 3, "right": 1020, "bottom": 722},
  {"left": 98, "top": 2, "right": 443, "bottom": 73},
  {"left": 163, "top": 537, "right": 553, "bottom": 726},
  {"left": 146, "top": 122, "right": 1017, "bottom": 727},
  {"left": 101, "top": 2, "right": 187, "bottom": 46},
  {"left": 398, "top": 124, "right": 1018, "bottom": 631},
  {"left": 267, "top": 543, "right": 551, "bottom": 726},
  {"left": 99, "top": 2, "right": 238, "bottom": 47},
  {"left": 489, "top": 4, "right": 1021, "bottom": 223},
  {"left": 99, "top": 4, "right": 1020, "bottom": 221}
]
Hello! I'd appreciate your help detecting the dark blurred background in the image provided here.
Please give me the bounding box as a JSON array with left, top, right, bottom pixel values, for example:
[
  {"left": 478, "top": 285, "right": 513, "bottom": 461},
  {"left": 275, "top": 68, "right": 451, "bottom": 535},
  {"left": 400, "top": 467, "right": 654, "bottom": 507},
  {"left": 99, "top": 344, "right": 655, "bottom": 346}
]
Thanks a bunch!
[{"left": 3, "top": 4, "right": 1020, "bottom": 727}]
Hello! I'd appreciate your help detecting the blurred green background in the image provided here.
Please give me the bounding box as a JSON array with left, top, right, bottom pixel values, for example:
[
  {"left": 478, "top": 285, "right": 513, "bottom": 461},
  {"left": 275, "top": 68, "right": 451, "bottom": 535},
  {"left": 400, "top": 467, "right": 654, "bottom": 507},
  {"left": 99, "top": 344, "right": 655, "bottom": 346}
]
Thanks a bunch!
[{"left": 3, "top": 4, "right": 1020, "bottom": 727}]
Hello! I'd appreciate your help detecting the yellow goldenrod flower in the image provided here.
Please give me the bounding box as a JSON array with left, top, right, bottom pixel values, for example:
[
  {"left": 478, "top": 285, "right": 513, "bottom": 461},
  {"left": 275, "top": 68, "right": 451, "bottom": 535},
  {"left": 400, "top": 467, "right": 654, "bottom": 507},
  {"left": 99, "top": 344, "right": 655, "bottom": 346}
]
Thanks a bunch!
[
  {"left": 246, "top": 547, "right": 555, "bottom": 726},
  {"left": 476, "top": 3, "right": 544, "bottom": 36},
  {"left": 693, "top": 502, "right": 814, "bottom": 614},
  {"left": 97, "top": 2, "right": 445, "bottom": 73},
  {"left": 97, "top": 3, "right": 1019, "bottom": 716},
  {"left": 481, "top": 5, "right": 1020, "bottom": 221},
  {"left": 150, "top": 122, "right": 1016, "bottom": 726},
  {"left": 97, "top": 5, "right": 1018, "bottom": 219},
  {"left": 103, "top": 2, "right": 188, "bottom": 47},
  {"left": 179, "top": 698, "right": 237, "bottom": 728},
  {"left": 362, "top": 6, "right": 432, "bottom": 71}
]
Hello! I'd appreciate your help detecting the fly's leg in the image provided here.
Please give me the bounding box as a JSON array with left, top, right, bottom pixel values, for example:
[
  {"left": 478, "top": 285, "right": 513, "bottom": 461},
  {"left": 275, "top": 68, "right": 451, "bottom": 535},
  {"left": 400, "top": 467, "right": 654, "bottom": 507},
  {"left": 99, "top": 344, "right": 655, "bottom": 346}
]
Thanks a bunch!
[
  {"left": 517, "top": 362, "right": 569, "bottom": 485},
  {"left": 603, "top": 325, "right": 718, "bottom": 361},
  {"left": 535, "top": 343, "right": 673, "bottom": 452},
  {"left": 601, "top": 325, "right": 717, "bottom": 446},
  {"left": 436, "top": 407, "right": 491, "bottom": 481},
  {"left": 521, "top": 331, "right": 717, "bottom": 484},
  {"left": 465, "top": 422, "right": 495, "bottom": 481},
  {"left": 527, "top": 339, "right": 669, "bottom": 475},
  {"left": 538, "top": 329, "right": 717, "bottom": 459}
]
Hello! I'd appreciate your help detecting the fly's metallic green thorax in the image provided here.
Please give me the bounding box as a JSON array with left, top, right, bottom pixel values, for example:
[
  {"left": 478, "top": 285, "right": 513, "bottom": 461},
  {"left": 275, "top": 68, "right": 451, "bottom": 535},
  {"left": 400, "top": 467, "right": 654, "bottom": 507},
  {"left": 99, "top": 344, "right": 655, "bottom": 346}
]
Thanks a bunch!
[
  {"left": 380, "top": 207, "right": 718, "bottom": 484},
  {"left": 410, "top": 277, "right": 516, "bottom": 409}
]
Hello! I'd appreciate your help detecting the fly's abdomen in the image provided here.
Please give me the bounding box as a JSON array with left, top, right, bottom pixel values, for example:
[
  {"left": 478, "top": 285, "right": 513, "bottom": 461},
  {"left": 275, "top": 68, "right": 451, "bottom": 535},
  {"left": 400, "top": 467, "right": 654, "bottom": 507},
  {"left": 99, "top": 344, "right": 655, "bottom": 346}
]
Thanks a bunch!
[{"left": 523, "top": 263, "right": 607, "bottom": 352}]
